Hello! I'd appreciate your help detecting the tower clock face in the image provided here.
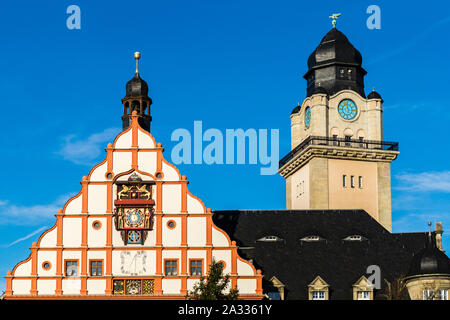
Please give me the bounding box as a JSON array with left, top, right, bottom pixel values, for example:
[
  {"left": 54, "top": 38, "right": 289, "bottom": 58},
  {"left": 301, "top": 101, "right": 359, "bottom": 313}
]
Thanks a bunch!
[
  {"left": 338, "top": 99, "right": 358, "bottom": 120},
  {"left": 305, "top": 107, "right": 311, "bottom": 128}
]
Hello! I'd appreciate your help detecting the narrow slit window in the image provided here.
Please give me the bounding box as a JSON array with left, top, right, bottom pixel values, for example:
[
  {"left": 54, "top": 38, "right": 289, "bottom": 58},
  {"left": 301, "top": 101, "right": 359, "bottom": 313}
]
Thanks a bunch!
[
  {"left": 343, "top": 175, "right": 347, "bottom": 187},
  {"left": 359, "top": 176, "right": 363, "bottom": 188},
  {"left": 351, "top": 176, "right": 355, "bottom": 188}
]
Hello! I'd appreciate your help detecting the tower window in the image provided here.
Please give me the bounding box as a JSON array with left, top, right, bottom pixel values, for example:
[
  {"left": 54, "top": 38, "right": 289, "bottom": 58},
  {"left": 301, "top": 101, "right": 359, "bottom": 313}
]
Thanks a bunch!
[
  {"left": 351, "top": 176, "right": 355, "bottom": 188},
  {"left": 343, "top": 175, "right": 347, "bottom": 187},
  {"left": 359, "top": 176, "right": 363, "bottom": 188}
]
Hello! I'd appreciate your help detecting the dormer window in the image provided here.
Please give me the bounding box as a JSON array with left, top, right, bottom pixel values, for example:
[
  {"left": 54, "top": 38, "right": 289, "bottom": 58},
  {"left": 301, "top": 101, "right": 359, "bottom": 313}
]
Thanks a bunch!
[
  {"left": 257, "top": 235, "right": 283, "bottom": 242},
  {"left": 301, "top": 235, "right": 326, "bottom": 242},
  {"left": 343, "top": 235, "right": 367, "bottom": 242}
]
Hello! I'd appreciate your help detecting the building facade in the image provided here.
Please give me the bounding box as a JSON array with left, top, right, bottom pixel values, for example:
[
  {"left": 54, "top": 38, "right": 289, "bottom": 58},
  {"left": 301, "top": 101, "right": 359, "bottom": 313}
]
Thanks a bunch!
[{"left": 3, "top": 55, "right": 263, "bottom": 300}]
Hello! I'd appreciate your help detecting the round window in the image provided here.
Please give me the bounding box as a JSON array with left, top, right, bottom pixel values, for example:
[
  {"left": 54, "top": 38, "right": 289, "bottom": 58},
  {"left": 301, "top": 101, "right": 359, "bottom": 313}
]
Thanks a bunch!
[
  {"left": 92, "top": 221, "right": 102, "bottom": 230},
  {"left": 167, "top": 220, "right": 176, "bottom": 229},
  {"left": 42, "top": 262, "right": 51, "bottom": 270}
]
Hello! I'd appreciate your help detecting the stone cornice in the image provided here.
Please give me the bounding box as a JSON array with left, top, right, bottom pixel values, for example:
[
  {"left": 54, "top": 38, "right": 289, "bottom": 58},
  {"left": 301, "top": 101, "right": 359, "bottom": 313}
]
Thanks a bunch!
[{"left": 278, "top": 144, "right": 399, "bottom": 178}]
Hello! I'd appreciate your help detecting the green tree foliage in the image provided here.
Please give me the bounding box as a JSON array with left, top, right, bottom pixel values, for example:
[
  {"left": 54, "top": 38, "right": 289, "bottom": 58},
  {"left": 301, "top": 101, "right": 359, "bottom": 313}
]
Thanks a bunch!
[{"left": 186, "top": 259, "right": 239, "bottom": 300}]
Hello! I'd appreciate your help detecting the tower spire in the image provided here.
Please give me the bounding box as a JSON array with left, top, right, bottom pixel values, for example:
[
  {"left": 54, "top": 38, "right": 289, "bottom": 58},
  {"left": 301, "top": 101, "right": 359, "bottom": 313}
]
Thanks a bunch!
[
  {"left": 134, "top": 51, "right": 140, "bottom": 74},
  {"left": 121, "top": 52, "right": 152, "bottom": 132}
]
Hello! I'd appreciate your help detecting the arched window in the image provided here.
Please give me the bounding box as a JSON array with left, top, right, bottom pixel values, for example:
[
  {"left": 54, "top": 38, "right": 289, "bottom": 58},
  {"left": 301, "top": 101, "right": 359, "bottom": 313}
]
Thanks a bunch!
[{"left": 131, "top": 100, "right": 140, "bottom": 113}]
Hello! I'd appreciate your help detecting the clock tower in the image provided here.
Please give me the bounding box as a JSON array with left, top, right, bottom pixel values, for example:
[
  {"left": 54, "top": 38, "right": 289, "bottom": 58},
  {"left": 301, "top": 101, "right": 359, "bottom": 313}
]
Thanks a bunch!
[{"left": 279, "top": 26, "right": 399, "bottom": 231}]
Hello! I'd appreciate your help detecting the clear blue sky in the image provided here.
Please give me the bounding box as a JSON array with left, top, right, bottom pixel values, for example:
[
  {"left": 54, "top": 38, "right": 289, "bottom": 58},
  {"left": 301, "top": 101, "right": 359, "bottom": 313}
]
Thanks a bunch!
[{"left": 1, "top": 0, "right": 450, "bottom": 292}]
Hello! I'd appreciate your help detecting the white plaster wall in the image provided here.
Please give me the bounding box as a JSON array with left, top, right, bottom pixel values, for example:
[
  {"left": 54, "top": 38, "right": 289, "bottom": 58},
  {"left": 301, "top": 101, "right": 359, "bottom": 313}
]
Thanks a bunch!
[
  {"left": 143, "top": 250, "right": 156, "bottom": 275},
  {"left": 187, "top": 193, "right": 205, "bottom": 214},
  {"left": 12, "top": 279, "right": 31, "bottom": 294},
  {"left": 64, "top": 194, "right": 82, "bottom": 215},
  {"left": 87, "top": 250, "right": 106, "bottom": 262},
  {"left": 113, "top": 152, "right": 132, "bottom": 175},
  {"left": 137, "top": 151, "right": 157, "bottom": 175},
  {"left": 161, "top": 162, "right": 180, "bottom": 181},
  {"left": 187, "top": 217, "right": 206, "bottom": 246},
  {"left": 162, "top": 217, "right": 181, "bottom": 246},
  {"left": 90, "top": 161, "right": 107, "bottom": 182},
  {"left": 237, "top": 259, "right": 254, "bottom": 276},
  {"left": 143, "top": 225, "right": 156, "bottom": 246},
  {"left": 87, "top": 217, "right": 107, "bottom": 247},
  {"left": 87, "top": 279, "right": 106, "bottom": 295},
  {"left": 161, "top": 250, "right": 181, "bottom": 261},
  {"left": 112, "top": 227, "right": 125, "bottom": 247},
  {"left": 37, "top": 279, "right": 56, "bottom": 295},
  {"left": 137, "top": 129, "right": 156, "bottom": 148},
  {"left": 162, "top": 184, "right": 181, "bottom": 213},
  {"left": 37, "top": 251, "right": 57, "bottom": 276},
  {"left": 62, "top": 278, "right": 81, "bottom": 294},
  {"left": 13, "top": 259, "right": 31, "bottom": 276},
  {"left": 162, "top": 279, "right": 181, "bottom": 294},
  {"left": 237, "top": 279, "right": 257, "bottom": 294},
  {"left": 87, "top": 185, "right": 107, "bottom": 214},
  {"left": 187, "top": 251, "right": 206, "bottom": 263},
  {"left": 39, "top": 227, "right": 57, "bottom": 248},
  {"left": 212, "top": 227, "right": 229, "bottom": 247},
  {"left": 62, "top": 218, "right": 82, "bottom": 247},
  {"left": 62, "top": 251, "right": 81, "bottom": 268},
  {"left": 115, "top": 129, "right": 132, "bottom": 149}
]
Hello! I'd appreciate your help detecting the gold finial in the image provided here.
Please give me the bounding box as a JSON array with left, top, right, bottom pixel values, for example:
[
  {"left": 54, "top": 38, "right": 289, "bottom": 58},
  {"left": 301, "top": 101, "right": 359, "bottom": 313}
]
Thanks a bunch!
[
  {"left": 329, "top": 13, "right": 341, "bottom": 28},
  {"left": 134, "top": 51, "right": 141, "bottom": 73}
]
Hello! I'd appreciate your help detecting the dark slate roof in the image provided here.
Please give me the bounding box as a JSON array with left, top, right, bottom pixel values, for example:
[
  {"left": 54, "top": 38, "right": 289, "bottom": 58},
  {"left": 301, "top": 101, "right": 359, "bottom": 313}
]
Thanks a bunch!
[
  {"left": 290, "top": 105, "right": 300, "bottom": 115},
  {"left": 407, "top": 237, "right": 450, "bottom": 277},
  {"left": 304, "top": 28, "right": 367, "bottom": 98},
  {"left": 125, "top": 73, "right": 149, "bottom": 97},
  {"left": 367, "top": 90, "right": 382, "bottom": 100},
  {"left": 212, "top": 209, "right": 436, "bottom": 300}
]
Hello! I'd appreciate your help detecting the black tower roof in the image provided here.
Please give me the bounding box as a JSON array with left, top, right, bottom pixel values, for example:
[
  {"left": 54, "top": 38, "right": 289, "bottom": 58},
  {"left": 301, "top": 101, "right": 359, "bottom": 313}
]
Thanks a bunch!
[
  {"left": 407, "top": 234, "right": 450, "bottom": 277},
  {"left": 304, "top": 28, "right": 367, "bottom": 98},
  {"left": 125, "top": 73, "right": 149, "bottom": 98},
  {"left": 121, "top": 52, "right": 152, "bottom": 132}
]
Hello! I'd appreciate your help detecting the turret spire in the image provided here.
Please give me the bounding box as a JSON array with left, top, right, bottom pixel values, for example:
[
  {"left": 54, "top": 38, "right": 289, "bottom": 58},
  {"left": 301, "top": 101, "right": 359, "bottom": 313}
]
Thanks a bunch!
[
  {"left": 121, "top": 52, "right": 152, "bottom": 132},
  {"left": 134, "top": 51, "right": 140, "bottom": 74}
]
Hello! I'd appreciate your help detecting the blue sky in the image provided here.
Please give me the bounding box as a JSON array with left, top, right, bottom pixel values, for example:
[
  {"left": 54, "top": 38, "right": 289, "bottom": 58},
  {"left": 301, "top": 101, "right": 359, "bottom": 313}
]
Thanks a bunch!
[{"left": 1, "top": 0, "right": 450, "bottom": 292}]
